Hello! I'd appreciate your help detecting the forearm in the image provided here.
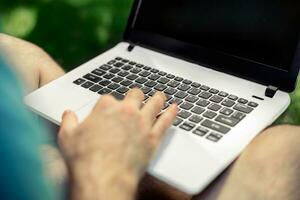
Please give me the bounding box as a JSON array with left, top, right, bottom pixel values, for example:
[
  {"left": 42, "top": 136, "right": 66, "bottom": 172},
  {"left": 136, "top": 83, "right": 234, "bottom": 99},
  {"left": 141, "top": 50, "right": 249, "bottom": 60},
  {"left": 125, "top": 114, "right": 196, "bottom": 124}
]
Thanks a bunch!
[
  {"left": 70, "top": 159, "right": 139, "bottom": 200},
  {"left": 0, "top": 33, "right": 65, "bottom": 93}
]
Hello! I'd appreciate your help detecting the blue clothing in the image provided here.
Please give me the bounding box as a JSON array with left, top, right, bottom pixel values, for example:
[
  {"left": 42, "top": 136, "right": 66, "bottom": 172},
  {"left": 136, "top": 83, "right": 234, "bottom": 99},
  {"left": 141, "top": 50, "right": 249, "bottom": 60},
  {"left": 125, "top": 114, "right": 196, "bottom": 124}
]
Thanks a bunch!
[{"left": 0, "top": 58, "right": 59, "bottom": 199}]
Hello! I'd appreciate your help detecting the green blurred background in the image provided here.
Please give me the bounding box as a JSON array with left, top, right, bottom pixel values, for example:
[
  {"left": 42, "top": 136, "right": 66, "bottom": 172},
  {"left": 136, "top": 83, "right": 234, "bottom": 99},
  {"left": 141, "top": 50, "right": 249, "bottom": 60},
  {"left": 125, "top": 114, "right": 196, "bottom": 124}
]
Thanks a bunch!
[{"left": 0, "top": 0, "right": 299, "bottom": 125}]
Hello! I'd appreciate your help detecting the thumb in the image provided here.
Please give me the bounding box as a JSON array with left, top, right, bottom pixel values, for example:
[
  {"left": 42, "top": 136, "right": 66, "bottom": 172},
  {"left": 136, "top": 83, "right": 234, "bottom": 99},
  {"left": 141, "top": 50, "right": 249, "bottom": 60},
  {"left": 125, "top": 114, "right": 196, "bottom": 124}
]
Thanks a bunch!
[{"left": 59, "top": 110, "right": 79, "bottom": 139}]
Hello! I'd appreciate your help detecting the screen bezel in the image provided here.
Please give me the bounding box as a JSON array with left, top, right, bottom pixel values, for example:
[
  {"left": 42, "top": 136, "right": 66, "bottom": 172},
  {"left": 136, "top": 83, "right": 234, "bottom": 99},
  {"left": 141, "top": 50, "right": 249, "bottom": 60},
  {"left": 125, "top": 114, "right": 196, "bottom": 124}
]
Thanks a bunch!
[{"left": 123, "top": 0, "right": 300, "bottom": 92}]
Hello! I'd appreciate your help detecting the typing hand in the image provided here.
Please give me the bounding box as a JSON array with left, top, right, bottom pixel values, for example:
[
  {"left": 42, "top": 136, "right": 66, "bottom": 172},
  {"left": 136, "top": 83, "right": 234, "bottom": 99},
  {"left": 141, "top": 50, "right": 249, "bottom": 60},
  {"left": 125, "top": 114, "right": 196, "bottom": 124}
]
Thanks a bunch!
[{"left": 58, "top": 89, "right": 178, "bottom": 200}]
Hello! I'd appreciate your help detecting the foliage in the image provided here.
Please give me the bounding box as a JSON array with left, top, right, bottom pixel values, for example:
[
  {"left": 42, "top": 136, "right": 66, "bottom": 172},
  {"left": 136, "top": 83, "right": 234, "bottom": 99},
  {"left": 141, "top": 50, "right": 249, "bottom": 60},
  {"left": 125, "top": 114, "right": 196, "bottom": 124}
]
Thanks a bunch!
[{"left": 0, "top": 0, "right": 299, "bottom": 125}]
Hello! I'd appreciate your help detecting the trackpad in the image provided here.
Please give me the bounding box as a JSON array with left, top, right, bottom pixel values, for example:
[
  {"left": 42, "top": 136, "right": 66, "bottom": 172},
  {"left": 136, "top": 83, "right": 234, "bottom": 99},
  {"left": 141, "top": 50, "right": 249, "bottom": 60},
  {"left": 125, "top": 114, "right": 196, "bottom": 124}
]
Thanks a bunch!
[{"left": 76, "top": 98, "right": 99, "bottom": 122}]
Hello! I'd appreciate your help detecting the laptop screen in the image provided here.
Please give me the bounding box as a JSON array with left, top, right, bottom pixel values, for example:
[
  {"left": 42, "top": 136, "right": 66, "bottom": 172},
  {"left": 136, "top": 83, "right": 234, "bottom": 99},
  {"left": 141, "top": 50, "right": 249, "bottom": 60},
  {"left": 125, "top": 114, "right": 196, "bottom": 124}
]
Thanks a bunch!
[{"left": 134, "top": 0, "right": 300, "bottom": 71}]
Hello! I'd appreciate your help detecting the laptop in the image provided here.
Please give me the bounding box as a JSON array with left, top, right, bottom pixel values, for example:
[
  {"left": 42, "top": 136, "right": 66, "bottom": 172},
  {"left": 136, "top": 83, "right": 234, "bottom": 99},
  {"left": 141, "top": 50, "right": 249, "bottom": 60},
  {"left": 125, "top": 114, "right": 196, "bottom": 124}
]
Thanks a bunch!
[{"left": 25, "top": 0, "right": 300, "bottom": 195}]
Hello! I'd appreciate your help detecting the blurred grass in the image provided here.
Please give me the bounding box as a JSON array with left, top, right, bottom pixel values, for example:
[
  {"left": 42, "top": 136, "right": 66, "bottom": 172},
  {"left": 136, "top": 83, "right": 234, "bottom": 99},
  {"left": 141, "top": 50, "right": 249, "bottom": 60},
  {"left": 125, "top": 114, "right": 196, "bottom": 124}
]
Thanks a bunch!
[{"left": 0, "top": 0, "right": 299, "bottom": 125}]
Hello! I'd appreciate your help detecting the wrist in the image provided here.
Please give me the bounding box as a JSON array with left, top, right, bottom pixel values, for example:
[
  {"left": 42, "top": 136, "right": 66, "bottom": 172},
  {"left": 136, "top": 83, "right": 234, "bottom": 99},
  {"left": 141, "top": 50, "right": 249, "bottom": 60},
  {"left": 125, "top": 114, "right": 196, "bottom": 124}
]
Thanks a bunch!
[{"left": 69, "top": 158, "right": 139, "bottom": 200}]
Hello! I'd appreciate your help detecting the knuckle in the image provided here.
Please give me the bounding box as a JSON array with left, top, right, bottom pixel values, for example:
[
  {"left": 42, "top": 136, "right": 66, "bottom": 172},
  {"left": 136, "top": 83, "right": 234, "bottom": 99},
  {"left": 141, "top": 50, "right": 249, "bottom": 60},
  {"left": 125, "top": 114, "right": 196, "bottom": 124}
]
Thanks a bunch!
[{"left": 121, "top": 102, "right": 137, "bottom": 116}]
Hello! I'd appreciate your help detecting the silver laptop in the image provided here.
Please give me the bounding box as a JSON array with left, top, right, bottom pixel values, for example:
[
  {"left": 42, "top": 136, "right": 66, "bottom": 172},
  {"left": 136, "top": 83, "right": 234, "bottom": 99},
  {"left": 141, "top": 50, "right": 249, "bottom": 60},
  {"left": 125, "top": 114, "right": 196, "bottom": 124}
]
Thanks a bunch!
[{"left": 25, "top": 0, "right": 300, "bottom": 194}]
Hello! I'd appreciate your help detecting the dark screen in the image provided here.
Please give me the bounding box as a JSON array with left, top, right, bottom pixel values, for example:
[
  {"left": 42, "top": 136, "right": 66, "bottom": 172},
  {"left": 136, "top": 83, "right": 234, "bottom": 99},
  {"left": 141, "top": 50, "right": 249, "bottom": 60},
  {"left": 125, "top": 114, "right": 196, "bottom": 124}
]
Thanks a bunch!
[{"left": 134, "top": 0, "right": 300, "bottom": 71}]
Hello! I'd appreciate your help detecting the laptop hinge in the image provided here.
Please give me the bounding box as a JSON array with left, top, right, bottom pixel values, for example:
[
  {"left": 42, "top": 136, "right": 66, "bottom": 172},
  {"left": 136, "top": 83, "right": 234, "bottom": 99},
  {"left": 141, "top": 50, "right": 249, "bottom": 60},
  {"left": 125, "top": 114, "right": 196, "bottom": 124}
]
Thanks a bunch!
[
  {"left": 265, "top": 85, "right": 279, "bottom": 98},
  {"left": 127, "top": 44, "right": 135, "bottom": 52}
]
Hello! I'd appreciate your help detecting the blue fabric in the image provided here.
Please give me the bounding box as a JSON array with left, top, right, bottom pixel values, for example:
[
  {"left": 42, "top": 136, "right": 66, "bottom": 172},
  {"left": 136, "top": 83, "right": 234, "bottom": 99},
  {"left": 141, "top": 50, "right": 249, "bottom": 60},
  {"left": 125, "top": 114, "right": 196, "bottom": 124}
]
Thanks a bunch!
[{"left": 0, "top": 58, "right": 59, "bottom": 200}]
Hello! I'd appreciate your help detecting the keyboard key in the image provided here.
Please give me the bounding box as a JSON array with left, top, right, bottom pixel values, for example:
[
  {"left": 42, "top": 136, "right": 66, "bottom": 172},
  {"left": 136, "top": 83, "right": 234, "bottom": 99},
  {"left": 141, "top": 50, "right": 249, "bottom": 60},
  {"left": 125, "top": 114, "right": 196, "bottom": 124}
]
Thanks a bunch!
[
  {"left": 248, "top": 102, "right": 258, "bottom": 108},
  {"left": 136, "top": 77, "right": 148, "bottom": 84},
  {"left": 191, "top": 82, "right": 201, "bottom": 88},
  {"left": 83, "top": 74, "right": 101, "bottom": 83},
  {"left": 183, "top": 79, "right": 192, "bottom": 85},
  {"left": 221, "top": 99, "right": 235, "bottom": 107},
  {"left": 170, "top": 98, "right": 183, "bottom": 105},
  {"left": 201, "top": 119, "right": 230, "bottom": 134},
  {"left": 130, "top": 68, "right": 142, "bottom": 74},
  {"left": 139, "top": 71, "right": 151, "bottom": 77},
  {"left": 180, "top": 102, "right": 194, "bottom": 110},
  {"left": 145, "top": 81, "right": 158, "bottom": 87},
  {"left": 220, "top": 108, "right": 234, "bottom": 116},
  {"left": 103, "top": 73, "right": 115, "bottom": 79},
  {"left": 120, "top": 80, "right": 133, "bottom": 87},
  {"left": 167, "top": 80, "right": 180, "bottom": 88},
  {"left": 238, "top": 98, "right": 248, "bottom": 104},
  {"left": 100, "top": 64, "right": 112, "bottom": 70},
  {"left": 121, "top": 59, "right": 129, "bottom": 63},
  {"left": 108, "top": 83, "right": 121, "bottom": 90},
  {"left": 136, "top": 64, "right": 144, "bottom": 68},
  {"left": 129, "top": 61, "right": 136, "bottom": 65},
  {"left": 158, "top": 71, "right": 167, "bottom": 76},
  {"left": 228, "top": 95, "right": 238, "bottom": 101},
  {"left": 81, "top": 81, "right": 94, "bottom": 88},
  {"left": 127, "top": 74, "right": 139, "bottom": 80},
  {"left": 233, "top": 104, "right": 253, "bottom": 114},
  {"left": 175, "top": 91, "right": 188, "bottom": 99},
  {"left": 207, "top": 133, "right": 223, "bottom": 142},
  {"left": 107, "top": 60, "right": 116, "bottom": 65},
  {"left": 196, "top": 99, "right": 210, "bottom": 107},
  {"left": 193, "top": 127, "right": 209, "bottom": 136},
  {"left": 149, "top": 90, "right": 156, "bottom": 96},
  {"left": 209, "top": 88, "right": 219, "bottom": 94},
  {"left": 178, "top": 110, "right": 192, "bottom": 119},
  {"left": 208, "top": 103, "right": 222, "bottom": 111},
  {"left": 158, "top": 77, "right": 170, "bottom": 84},
  {"left": 99, "top": 80, "right": 111, "bottom": 86},
  {"left": 118, "top": 71, "right": 130, "bottom": 77},
  {"left": 151, "top": 69, "right": 159, "bottom": 73},
  {"left": 173, "top": 117, "right": 183, "bottom": 126},
  {"left": 186, "top": 95, "right": 199, "bottom": 103},
  {"left": 180, "top": 122, "right": 196, "bottom": 131},
  {"left": 191, "top": 106, "right": 205, "bottom": 114},
  {"left": 98, "top": 88, "right": 112, "bottom": 94},
  {"left": 143, "top": 66, "right": 152, "bottom": 71},
  {"left": 115, "top": 57, "right": 122, "bottom": 60},
  {"left": 141, "top": 87, "right": 152, "bottom": 94},
  {"left": 122, "top": 65, "right": 133, "bottom": 71},
  {"left": 164, "top": 87, "right": 177, "bottom": 95},
  {"left": 188, "top": 88, "right": 201, "bottom": 95},
  {"left": 199, "top": 91, "right": 212, "bottom": 99},
  {"left": 203, "top": 110, "right": 217, "bottom": 119},
  {"left": 112, "top": 76, "right": 123, "bottom": 83},
  {"left": 130, "top": 83, "right": 143, "bottom": 89},
  {"left": 154, "top": 84, "right": 167, "bottom": 91},
  {"left": 175, "top": 77, "right": 184, "bottom": 82},
  {"left": 218, "top": 91, "right": 228, "bottom": 97},
  {"left": 210, "top": 95, "right": 223, "bottom": 103},
  {"left": 149, "top": 74, "right": 160, "bottom": 80},
  {"left": 215, "top": 115, "right": 240, "bottom": 127},
  {"left": 166, "top": 74, "right": 175, "bottom": 79},
  {"left": 73, "top": 78, "right": 85, "bottom": 85},
  {"left": 189, "top": 115, "right": 203, "bottom": 123},
  {"left": 232, "top": 112, "right": 246, "bottom": 120},
  {"left": 110, "top": 68, "right": 121, "bottom": 74},
  {"left": 111, "top": 91, "right": 125, "bottom": 100},
  {"left": 200, "top": 85, "right": 210, "bottom": 91},
  {"left": 178, "top": 84, "right": 191, "bottom": 91},
  {"left": 92, "top": 69, "right": 106, "bottom": 77},
  {"left": 117, "top": 87, "right": 129, "bottom": 94},
  {"left": 114, "top": 62, "right": 124, "bottom": 67},
  {"left": 89, "top": 85, "right": 102, "bottom": 92}
]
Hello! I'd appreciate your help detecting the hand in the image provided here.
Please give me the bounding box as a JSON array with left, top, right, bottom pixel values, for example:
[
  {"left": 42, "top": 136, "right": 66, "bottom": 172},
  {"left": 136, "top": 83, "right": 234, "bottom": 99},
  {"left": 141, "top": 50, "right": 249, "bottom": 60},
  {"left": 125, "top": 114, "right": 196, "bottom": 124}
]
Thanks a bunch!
[
  {"left": 0, "top": 33, "right": 65, "bottom": 93},
  {"left": 59, "top": 89, "right": 178, "bottom": 200}
]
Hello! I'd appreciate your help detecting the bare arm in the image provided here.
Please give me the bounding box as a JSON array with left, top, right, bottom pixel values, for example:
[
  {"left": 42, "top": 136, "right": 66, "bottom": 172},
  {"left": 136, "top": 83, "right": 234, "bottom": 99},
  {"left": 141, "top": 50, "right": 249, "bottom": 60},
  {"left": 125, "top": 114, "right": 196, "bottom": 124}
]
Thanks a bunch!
[{"left": 0, "top": 33, "right": 65, "bottom": 93}]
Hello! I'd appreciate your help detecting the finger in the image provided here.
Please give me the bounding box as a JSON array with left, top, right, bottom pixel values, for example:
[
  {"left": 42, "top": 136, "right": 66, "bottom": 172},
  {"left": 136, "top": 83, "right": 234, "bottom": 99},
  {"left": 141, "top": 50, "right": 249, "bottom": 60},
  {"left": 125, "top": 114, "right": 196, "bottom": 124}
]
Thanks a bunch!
[
  {"left": 141, "top": 92, "right": 167, "bottom": 124},
  {"left": 94, "top": 94, "right": 118, "bottom": 112},
  {"left": 149, "top": 104, "right": 178, "bottom": 146},
  {"left": 124, "top": 88, "right": 144, "bottom": 108},
  {"left": 59, "top": 110, "right": 79, "bottom": 138}
]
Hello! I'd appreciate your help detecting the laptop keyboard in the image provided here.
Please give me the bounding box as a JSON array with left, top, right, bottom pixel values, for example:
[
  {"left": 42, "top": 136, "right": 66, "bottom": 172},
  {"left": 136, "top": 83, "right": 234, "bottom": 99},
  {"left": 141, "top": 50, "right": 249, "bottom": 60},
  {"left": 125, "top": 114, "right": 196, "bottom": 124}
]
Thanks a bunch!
[{"left": 73, "top": 57, "right": 259, "bottom": 143}]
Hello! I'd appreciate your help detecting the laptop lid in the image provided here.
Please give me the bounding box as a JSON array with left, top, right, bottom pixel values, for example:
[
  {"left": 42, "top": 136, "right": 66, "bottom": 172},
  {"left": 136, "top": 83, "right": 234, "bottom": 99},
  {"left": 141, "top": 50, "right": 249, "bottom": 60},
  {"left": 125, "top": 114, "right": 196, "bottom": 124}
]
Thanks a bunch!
[{"left": 124, "top": 0, "right": 300, "bottom": 92}]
